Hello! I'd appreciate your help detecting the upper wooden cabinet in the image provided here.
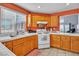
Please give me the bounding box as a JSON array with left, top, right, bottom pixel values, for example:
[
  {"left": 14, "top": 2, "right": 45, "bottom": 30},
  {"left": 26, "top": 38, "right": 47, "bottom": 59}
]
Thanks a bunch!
[
  {"left": 71, "top": 36, "right": 79, "bottom": 53},
  {"left": 61, "top": 35, "right": 71, "bottom": 50},
  {"left": 31, "top": 15, "right": 40, "bottom": 27},
  {"left": 44, "top": 16, "right": 51, "bottom": 27},
  {"left": 51, "top": 16, "right": 59, "bottom": 27},
  {"left": 31, "top": 14, "right": 51, "bottom": 28}
]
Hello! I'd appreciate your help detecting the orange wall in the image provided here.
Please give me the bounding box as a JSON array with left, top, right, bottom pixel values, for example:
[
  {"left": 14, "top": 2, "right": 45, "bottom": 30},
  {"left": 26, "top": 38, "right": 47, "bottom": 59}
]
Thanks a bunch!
[
  {"left": 0, "top": 3, "right": 30, "bottom": 14},
  {"left": 51, "top": 9, "right": 79, "bottom": 16}
]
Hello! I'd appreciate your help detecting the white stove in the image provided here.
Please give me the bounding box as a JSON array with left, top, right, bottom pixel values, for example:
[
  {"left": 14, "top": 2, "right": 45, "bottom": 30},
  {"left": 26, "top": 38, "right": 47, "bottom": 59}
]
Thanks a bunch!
[{"left": 37, "top": 29, "right": 50, "bottom": 49}]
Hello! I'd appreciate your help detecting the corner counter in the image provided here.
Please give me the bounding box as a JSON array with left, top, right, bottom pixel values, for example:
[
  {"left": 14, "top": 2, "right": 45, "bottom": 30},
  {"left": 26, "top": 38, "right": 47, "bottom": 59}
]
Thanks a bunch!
[
  {"left": 50, "top": 32, "right": 79, "bottom": 53},
  {"left": 0, "top": 32, "right": 38, "bottom": 56}
]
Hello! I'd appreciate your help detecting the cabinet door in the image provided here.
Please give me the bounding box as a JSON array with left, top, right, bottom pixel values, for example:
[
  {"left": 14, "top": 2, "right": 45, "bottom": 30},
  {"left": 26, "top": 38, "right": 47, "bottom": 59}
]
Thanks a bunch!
[
  {"left": 50, "top": 34, "right": 54, "bottom": 46},
  {"left": 44, "top": 16, "right": 51, "bottom": 27},
  {"left": 3, "top": 41, "right": 13, "bottom": 51},
  {"left": 22, "top": 42, "right": 30, "bottom": 55},
  {"left": 31, "top": 15, "right": 40, "bottom": 27},
  {"left": 27, "top": 37, "right": 33, "bottom": 51},
  {"left": 25, "top": 37, "right": 34, "bottom": 54},
  {"left": 30, "top": 37, "right": 34, "bottom": 50},
  {"left": 52, "top": 35, "right": 61, "bottom": 48},
  {"left": 61, "top": 36, "right": 71, "bottom": 50},
  {"left": 33, "top": 35, "right": 38, "bottom": 49},
  {"left": 13, "top": 43, "right": 24, "bottom": 56},
  {"left": 51, "top": 16, "right": 59, "bottom": 27},
  {"left": 71, "top": 36, "right": 79, "bottom": 53}
]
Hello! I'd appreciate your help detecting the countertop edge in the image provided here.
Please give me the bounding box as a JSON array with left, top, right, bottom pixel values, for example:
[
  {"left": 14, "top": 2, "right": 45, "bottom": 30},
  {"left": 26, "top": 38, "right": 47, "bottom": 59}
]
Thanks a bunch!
[{"left": 0, "top": 42, "right": 16, "bottom": 56}]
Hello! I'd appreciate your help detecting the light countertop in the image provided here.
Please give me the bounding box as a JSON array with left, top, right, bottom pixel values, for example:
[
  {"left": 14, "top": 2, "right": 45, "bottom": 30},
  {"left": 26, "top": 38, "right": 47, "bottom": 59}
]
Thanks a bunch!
[
  {"left": 51, "top": 32, "right": 79, "bottom": 36},
  {"left": 0, "top": 32, "right": 37, "bottom": 42},
  {"left": 0, "top": 32, "right": 37, "bottom": 56},
  {"left": 0, "top": 32, "right": 79, "bottom": 56}
]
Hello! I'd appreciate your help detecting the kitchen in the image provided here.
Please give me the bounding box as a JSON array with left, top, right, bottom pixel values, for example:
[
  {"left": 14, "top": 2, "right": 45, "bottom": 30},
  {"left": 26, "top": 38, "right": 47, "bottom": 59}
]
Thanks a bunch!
[{"left": 0, "top": 3, "right": 79, "bottom": 56}]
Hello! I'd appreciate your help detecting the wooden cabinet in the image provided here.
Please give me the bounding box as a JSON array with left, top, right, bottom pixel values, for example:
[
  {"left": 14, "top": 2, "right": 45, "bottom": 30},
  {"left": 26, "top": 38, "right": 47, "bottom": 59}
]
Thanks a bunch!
[
  {"left": 61, "top": 35, "right": 71, "bottom": 50},
  {"left": 51, "top": 16, "right": 59, "bottom": 27},
  {"left": 44, "top": 16, "right": 51, "bottom": 27},
  {"left": 13, "top": 35, "right": 38, "bottom": 56},
  {"left": 13, "top": 43, "right": 24, "bottom": 56},
  {"left": 3, "top": 41, "right": 13, "bottom": 51},
  {"left": 13, "top": 42, "right": 29, "bottom": 56},
  {"left": 50, "top": 34, "right": 61, "bottom": 48},
  {"left": 3, "top": 35, "right": 38, "bottom": 56},
  {"left": 26, "top": 36, "right": 34, "bottom": 51},
  {"left": 13, "top": 38, "right": 24, "bottom": 46},
  {"left": 71, "top": 36, "right": 79, "bottom": 53},
  {"left": 12, "top": 38, "right": 25, "bottom": 56},
  {"left": 51, "top": 34, "right": 79, "bottom": 53},
  {"left": 31, "top": 15, "right": 42, "bottom": 28},
  {"left": 12, "top": 37, "right": 33, "bottom": 56},
  {"left": 33, "top": 35, "right": 38, "bottom": 49},
  {"left": 31, "top": 14, "right": 51, "bottom": 28}
]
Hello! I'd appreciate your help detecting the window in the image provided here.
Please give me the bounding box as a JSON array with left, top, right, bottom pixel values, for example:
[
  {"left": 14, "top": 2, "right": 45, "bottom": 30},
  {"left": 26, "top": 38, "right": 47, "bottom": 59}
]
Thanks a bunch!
[
  {"left": 0, "top": 7, "right": 26, "bottom": 35},
  {"left": 16, "top": 13, "right": 26, "bottom": 34},
  {"left": 0, "top": 8, "right": 16, "bottom": 34}
]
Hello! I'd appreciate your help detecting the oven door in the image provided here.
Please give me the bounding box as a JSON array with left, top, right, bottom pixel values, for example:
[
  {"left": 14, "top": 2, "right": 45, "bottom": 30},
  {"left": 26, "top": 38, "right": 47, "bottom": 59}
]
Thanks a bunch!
[{"left": 38, "top": 34, "right": 50, "bottom": 45}]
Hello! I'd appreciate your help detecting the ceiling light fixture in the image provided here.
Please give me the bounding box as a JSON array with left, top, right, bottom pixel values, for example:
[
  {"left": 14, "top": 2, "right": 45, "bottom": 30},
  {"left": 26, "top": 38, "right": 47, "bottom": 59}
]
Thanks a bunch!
[
  {"left": 38, "top": 6, "right": 41, "bottom": 8},
  {"left": 66, "top": 3, "right": 70, "bottom": 6}
]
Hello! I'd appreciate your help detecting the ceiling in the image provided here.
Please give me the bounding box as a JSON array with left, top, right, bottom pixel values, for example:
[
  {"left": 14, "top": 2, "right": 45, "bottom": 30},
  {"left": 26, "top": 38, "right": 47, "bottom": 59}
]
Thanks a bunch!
[{"left": 15, "top": 3, "right": 79, "bottom": 14}]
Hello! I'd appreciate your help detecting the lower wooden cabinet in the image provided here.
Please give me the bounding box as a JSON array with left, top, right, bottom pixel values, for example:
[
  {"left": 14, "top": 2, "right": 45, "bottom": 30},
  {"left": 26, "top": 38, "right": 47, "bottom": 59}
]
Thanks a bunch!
[
  {"left": 61, "top": 36, "right": 71, "bottom": 50},
  {"left": 3, "top": 41, "right": 13, "bottom": 51},
  {"left": 3, "top": 34, "right": 79, "bottom": 55},
  {"left": 26, "top": 37, "right": 34, "bottom": 52},
  {"left": 3, "top": 35, "right": 38, "bottom": 56},
  {"left": 33, "top": 35, "right": 38, "bottom": 49},
  {"left": 51, "top": 34, "right": 79, "bottom": 53},
  {"left": 13, "top": 43, "right": 24, "bottom": 56},
  {"left": 71, "top": 36, "right": 79, "bottom": 53},
  {"left": 50, "top": 35, "right": 61, "bottom": 48},
  {"left": 13, "top": 35, "right": 38, "bottom": 56}
]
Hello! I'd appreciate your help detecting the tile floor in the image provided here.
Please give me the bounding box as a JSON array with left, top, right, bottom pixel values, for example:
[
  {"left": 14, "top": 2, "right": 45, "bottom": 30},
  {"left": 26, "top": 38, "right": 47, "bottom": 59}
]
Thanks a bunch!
[{"left": 37, "top": 48, "right": 79, "bottom": 56}]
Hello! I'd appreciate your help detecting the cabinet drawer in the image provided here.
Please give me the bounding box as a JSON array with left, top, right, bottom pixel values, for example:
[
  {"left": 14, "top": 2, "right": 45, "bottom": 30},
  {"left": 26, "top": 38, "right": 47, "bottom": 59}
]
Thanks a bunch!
[
  {"left": 13, "top": 38, "right": 24, "bottom": 46},
  {"left": 53, "top": 35, "right": 60, "bottom": 39}
]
